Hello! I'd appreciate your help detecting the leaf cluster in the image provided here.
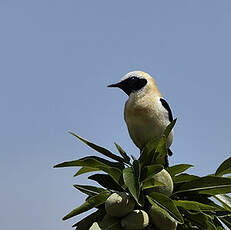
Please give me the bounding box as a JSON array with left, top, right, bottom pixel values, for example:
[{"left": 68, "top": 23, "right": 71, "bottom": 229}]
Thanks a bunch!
[{"left": 54, "top": 119, "right": 231, "bottom": 229}]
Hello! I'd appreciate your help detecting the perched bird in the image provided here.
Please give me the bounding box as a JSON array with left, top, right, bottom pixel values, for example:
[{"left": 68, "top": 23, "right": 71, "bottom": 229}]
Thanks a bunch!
[{"left": 108, "top": 71, "right": 174, "bottom": 167}]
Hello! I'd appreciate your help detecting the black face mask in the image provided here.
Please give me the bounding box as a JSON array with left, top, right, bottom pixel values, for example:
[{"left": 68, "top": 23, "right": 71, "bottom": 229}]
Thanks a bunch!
[{"left": 108, "top": 77, "right": 147, "bottom": 95}]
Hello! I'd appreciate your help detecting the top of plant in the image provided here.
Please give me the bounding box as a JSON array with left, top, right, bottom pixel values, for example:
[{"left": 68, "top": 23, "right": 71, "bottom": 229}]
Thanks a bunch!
[{"left": 54, "top": 119, "right": 231, "bottom": 230}]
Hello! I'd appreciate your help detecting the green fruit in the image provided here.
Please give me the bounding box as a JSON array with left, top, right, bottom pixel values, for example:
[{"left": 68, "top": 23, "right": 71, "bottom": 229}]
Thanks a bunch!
[
  {"left": 149, "top": 205, "right": 177, "bottom": 230},
  {"left": 146, "top": 169, "right": 173, "bottom": 196},
  {"left": 121, "top": 210, "right": 149, "bottom": 230},
  {"left": 105, "top": 192, "right": 135, "bottom": 217},
  {"left": 99, "top": 214, "right": 123, "bottom": 230}
]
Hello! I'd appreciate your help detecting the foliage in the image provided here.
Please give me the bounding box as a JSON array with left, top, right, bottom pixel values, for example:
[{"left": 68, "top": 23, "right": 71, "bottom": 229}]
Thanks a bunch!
[{"left": 54, "top": 119, "right": 231, "bottom": 229}]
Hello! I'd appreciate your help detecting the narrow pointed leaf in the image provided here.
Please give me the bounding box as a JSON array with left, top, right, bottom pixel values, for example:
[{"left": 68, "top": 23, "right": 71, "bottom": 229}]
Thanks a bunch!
[
  {"left": 54, "top": 156, "right": 122, "bottom": 183},
  {"left": 219, "top": 216, "right": 231, "bottom": 229},
  {"left": 147, "top": 193, "right": 184, "bottom": 224},
  {"left": 167, "top": 164, "right": 194, "bottom": 177},
  {"left": 164, "top": 118, "right": 177, "bottom": 137},
  {"left": 114, "top": 142, "right": 130, "bottom": 163},
  {"left": 133, "top": 160, "right": 141, "bottom": 199},
  {"left": 214, "top": 210, "right": 231, "bottom": 217},
  {"left": 174, "top": 200, "right": 223, "bottom": 212},
  {"left": 139, "top": 137, "right": 160, "bottom": 166},
  {"left": 133, "top": 160, "right": 141, "bottom": 184},
  {"left": 63, "top": 191, "right": 110, "bottom": 220},
  {"left": 215, "top": 157, "right": 231, "bottom": 176},
  {"left": 215, "top": 194, "right": 231, "bottom": 211},
  {"left": 174, "top": 176, "right": 231, "bottom": 195},
  {"left": 153, "top": 136, "right": 168, "bottom": 164},
  {"left": 173, "top": 173, "right": 199, "bottom": 183},
  {"left": 72, "top": 208, "right": 105, "bottom": 229},
  {"left": 54, "top": 156, "right": 123, "bottom": 169},
  {"left": 88, "top": 174, "right": 124, "bottom": 191},
  {"left": 68, "top": 131, "right": 125, "bottom": 163},
  {"left": 74, "top": 167, "right": 99, "bottom": 177},
  {"left": 73, "top": 184, "right": 105, "bottom": 197},
  {"left": 194, "top": 197, "right": 231, "bottom": 216},
  {"left": 213, "top": 217, "right": 226, "bottom": 230},
  {"left": 123, "top": 167, "right": 140, "bottom": 204}
]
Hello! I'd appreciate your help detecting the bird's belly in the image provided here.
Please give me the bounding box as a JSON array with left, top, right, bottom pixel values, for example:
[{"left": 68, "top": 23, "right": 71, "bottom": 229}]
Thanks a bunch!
[{"left": 126, "top": 116, "right": 173, "bottom": 150}]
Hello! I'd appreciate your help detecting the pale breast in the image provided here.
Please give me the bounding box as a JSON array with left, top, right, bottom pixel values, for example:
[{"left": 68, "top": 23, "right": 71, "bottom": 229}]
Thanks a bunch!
[{"left": 124, "top": 95, "right": 173, "bottom": 150}]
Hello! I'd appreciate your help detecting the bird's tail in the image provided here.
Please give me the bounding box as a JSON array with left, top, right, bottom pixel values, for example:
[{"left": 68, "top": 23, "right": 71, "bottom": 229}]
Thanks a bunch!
[{"left": 168, "top": 148, "right": 173, "bottom": 156}]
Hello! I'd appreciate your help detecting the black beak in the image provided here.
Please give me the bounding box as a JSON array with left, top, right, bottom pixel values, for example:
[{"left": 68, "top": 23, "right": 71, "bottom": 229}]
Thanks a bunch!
[
  {"left": 107, "top": 80, "right": 130, "bottom": 95},
  {"left": 107, "top": 82, "right": 121, "bottom": 88}
]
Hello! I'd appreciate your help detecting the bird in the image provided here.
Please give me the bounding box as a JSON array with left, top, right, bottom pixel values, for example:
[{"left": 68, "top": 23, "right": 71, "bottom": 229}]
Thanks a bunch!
[{"left": 108, "top": 71, "right": 174, "bottom": 167}]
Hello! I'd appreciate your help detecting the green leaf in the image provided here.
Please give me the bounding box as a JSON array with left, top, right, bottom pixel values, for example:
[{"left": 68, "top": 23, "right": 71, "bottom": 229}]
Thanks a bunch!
[
  {"left": 213, "top": 217, "right": 226, "bottom": 230},
  {"left": 114, "top": 142, "right": 130, "bottom": 164},
  {"left": 149, "top": 202, "right": 177, "bottom": 226},
  {"left": 54, "top": 156, "right": 122, "bottom": 183},
  {"left": 215, "top": 157, "right": 231, "bottom": 176},
  {"left": 167, "top": 164, "right": 194, "bottom": 177},
  {"left": 88, "top": 174, "right": 124, "bottom": 191},
  {"left": 147, "top": 193, "right": 184, "bottom": 224},
  {"left": 214, "top": 210, "right": 231, "bottom": 217},
  {"left": 72, "top": 208, "right": 106, "bottom": 230},
  {"left": 207, "top": 221, "right": 216, "bottom": 230},
  {"left": 174, "top": 200, "right": 222, "bottom": 212},
  {"left": 194, "top": 197, "right": 231, "bottom": 217},
  {"left": 68, "top": 131, "right": 125, "bottom": 163},
  {"left": 133, "top": 160, "right": 141, "bottom": 185},
  {"left": 123, "top": 167, "right": 140, "bottom": 204},
  {"left": 180, "top": 209, "right": 211, "bottom": 230},
  {"left": 74, "top": 167, "right": 99, "bottom": 177},
  {"left": 142, "top": 178, "right": 165, "bottom": 190},
  {"left": 139, "top": 137, "right": 160, "bottom": 166},
  {"left": 173, "top": 173, "right": 199, "bottom": 183},
  {"left": 141, "top": 164, "right": 163, "bottom": 182},
  {"left": 63, "top": 191, "right": 110, "bottom": 220},
  {"left": 153, "top": 136, "right": 168, "bottom": 164},
  {"left": 136, "top": 120, "right": 176, "bottom": 166},
  {"left": 212, "top": 217, "right": 226, "bottom": 230},
  {"left": 139, "top": 121, "right": 176, "bottom": 166},
  {"left": 55, "top": 156, "right": 123, "bottom": 169},
  {"left": 73, "top": 184, "right": 106, "bottom": 197},
  {"left": 214, "top": 194, "right": 231, "bottom": 211},
  {"left": 174, "top": 176, "right": 231, "bottom": 196},
  {"left": 133, "top": 160, "right": 141, "bottom": 201},
  {"left": 164, "top": 118, "right": 177, "bottom": 137},
  {"left": 219, "top": 216, "right": 231, "bottom": 229}
]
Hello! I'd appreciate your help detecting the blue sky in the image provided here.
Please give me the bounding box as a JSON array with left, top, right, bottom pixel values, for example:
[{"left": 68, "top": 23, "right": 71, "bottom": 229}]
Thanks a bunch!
[{"left": 1, "top": 1, "right": 231, "bottom": 229}]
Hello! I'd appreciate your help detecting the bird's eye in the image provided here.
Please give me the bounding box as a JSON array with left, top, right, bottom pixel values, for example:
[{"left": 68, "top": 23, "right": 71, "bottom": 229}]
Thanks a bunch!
[{"left": 130, "top": 76, "right": 137, "bottom": 81}]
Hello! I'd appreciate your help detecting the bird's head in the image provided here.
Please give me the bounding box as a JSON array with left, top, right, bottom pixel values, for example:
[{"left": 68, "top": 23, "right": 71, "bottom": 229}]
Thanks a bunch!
[{"left": 108, "top": 71, "right": 161, "bottom": 97}]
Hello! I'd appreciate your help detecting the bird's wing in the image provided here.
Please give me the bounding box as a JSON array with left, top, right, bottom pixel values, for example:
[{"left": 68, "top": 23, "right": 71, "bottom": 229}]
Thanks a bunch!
[{"left": 160, "top": 98, "right": 173, "bottom": 122}]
